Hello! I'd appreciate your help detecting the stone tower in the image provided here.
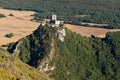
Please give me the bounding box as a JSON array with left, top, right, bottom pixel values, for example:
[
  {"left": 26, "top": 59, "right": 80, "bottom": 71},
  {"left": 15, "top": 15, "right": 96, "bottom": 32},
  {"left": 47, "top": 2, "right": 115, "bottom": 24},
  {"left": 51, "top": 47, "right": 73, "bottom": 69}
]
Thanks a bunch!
[{"left": 51, "top": 14, "right": 57, "bottom": 22}]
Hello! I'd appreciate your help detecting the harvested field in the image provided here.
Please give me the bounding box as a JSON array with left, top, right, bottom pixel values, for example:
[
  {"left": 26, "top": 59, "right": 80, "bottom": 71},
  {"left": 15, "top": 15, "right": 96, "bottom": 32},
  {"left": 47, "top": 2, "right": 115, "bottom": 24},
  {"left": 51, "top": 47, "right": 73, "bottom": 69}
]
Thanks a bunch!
[
  {"left": 65, "top": 24, "right": 120, "bottom": 38},
  {"left": 0, "top": 7, "right": 35, "bottom": 20},
  {"left": 0, "top": 8, "right": 39, "bottom": 46}
]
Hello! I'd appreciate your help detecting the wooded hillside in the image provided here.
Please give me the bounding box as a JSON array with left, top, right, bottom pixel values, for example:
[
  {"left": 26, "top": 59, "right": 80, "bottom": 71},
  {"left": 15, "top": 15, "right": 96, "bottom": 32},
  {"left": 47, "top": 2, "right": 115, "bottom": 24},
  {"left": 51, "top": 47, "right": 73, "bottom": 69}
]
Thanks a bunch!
[{"left": 7, "top": 25, "right": 120, "bottom": 80}]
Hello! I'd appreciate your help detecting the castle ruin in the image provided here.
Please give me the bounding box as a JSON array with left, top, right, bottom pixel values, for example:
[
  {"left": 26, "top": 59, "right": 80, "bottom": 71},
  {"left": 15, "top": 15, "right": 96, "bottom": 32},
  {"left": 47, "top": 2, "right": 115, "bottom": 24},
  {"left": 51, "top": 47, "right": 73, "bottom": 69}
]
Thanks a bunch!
[{"left": 41, "top": 14, "right": 63, "bottom": 27}]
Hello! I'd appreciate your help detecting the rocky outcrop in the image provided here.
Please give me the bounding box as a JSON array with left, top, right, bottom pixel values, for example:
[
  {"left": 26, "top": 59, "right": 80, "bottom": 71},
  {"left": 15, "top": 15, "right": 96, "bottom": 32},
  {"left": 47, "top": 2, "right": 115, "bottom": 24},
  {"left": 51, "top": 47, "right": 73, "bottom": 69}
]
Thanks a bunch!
[
  {"left": 56, "top": 28, "right": 66, "bottom": 42},
  {"left": 37, "top": 39, "right": 55, "bottom": 72},
  {"left": 12, "top": 40, "right": 22, "bottom": 56}
]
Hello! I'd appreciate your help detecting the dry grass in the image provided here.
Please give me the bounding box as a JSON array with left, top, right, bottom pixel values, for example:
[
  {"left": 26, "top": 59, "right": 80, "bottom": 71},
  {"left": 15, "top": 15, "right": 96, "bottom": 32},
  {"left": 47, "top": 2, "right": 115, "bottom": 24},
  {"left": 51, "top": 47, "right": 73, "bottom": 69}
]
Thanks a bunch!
[
  {"left": 65, "top": 24, "right": 120, "bottom": 38},
  {"left": 0, "top": 7, "right": 35, "bottom": 20},
  {"left": 0, "top": 49, "right": 52, "bottom": 80},
  {"left": 0, "top": 8, "right": 39, "bottom": 46}
]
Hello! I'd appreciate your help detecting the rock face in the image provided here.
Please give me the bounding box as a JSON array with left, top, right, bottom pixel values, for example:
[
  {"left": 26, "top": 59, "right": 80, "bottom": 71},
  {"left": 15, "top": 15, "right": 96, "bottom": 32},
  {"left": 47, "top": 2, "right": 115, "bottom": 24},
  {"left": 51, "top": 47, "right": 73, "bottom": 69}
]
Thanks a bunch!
[
  {"left": 37, "top": 39, "right": 55, "bottom": 72},
  {"left": 56, "top": 28, "right": 66, "bottom": 42},
  {"left": 13, "top": 40, "right": 22, "bottom": 56}
]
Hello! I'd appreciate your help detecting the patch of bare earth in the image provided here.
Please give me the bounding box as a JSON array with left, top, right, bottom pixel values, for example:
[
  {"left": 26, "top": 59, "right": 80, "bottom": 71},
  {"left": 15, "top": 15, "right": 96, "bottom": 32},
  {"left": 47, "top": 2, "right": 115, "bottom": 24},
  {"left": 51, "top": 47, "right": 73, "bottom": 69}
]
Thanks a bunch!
[
  {"left": 81, "top": 22, "right": 108, "bottom": 26},
  {"left": 65, "top": 24, "right": 120, "bottom": 38},
  {"left": 0, "top": 8, "right": 39, "bottom": 46},
  {"left": 75, "top": 15, "right": 89, "bottom": 18}
]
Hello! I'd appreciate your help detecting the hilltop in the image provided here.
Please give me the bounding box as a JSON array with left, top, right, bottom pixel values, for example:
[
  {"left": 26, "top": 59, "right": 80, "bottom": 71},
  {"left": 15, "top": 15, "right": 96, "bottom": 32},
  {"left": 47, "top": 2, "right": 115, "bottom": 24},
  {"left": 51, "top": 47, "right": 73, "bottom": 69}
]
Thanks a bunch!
[{"left": 7, "top": 24, "right": 120, "bottom": 80}]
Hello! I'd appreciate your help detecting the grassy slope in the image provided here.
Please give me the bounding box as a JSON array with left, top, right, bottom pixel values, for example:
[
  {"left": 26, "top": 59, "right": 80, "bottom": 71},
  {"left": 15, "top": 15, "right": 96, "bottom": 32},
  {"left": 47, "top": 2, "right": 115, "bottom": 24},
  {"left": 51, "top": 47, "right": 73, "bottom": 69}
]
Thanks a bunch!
[{"left": 0, "top": 48, "right": 51, "bottom": 80}]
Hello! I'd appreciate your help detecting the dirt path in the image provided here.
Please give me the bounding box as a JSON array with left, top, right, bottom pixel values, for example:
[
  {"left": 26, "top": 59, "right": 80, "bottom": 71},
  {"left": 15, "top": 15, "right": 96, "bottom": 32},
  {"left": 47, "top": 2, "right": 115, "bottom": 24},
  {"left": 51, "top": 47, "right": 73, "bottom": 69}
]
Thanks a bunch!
[{"left": 65, "top": 24, "right": 120, "bottom": 38}]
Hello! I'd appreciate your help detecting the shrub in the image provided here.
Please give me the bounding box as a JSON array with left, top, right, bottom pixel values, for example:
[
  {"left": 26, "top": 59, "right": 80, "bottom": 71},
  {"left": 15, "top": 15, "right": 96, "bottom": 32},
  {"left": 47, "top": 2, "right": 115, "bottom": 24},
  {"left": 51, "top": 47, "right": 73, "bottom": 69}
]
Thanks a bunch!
[
  {"left": 9, "top": 14, "right": 14, "bottom": 16},
  {"left": 5, "top": 33, "right": 14, "bottom": 38},
  {"left": 0, "top": 14, "right": 6, "bottom": 18}
]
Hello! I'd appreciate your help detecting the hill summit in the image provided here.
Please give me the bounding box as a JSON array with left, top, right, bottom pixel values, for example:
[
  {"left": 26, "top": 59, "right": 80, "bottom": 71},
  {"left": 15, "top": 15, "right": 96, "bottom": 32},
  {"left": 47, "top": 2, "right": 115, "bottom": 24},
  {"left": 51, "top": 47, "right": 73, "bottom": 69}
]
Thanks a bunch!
[{"left": 7, "top": 20, "right": 120, "bottom": 80}]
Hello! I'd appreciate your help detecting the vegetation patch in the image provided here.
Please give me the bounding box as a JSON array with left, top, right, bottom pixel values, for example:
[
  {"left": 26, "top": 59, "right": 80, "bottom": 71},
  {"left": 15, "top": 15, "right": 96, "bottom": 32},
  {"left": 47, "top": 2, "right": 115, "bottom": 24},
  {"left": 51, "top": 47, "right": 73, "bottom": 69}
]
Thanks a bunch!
[
  {"left": 5, "top": 33, "right": 14, "bottom": 38},
  {"left": 0, "top": 14, "right": 5, "bottom": 18},
  {"left": 8, "top": 13, "right": 14, "bottom": 16}
]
